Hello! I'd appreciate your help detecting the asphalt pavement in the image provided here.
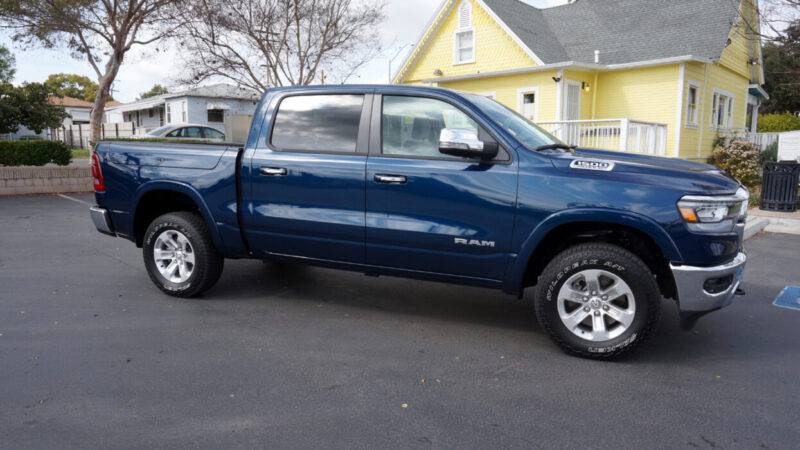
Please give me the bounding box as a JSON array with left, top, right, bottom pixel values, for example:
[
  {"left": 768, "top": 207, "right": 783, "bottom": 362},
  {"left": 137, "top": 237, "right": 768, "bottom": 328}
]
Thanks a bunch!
[{"left": 1, "top": 193, "right": 799, "bottom": 449}]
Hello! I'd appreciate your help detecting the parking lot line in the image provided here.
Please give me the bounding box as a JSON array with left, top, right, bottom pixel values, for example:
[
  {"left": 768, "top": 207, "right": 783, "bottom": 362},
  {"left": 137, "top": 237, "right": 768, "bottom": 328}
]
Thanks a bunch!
[{"left": 57, "top": 193, "right": 92, "bottom": 206}]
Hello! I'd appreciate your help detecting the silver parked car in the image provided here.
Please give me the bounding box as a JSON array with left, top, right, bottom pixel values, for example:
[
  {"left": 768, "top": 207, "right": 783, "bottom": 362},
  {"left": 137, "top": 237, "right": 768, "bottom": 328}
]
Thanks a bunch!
[{"left": 143, "top": 124, "right": 226, "bottom": 142}]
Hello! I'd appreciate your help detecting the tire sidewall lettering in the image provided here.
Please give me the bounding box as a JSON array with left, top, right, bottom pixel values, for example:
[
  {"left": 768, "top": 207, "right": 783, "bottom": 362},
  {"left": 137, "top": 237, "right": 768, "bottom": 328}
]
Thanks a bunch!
[
  {"left": 145, "top": 220, "right": 197, "bottom": 293},
  {"left": 545, "top": 258, "right": 624, "bottom": 302}
]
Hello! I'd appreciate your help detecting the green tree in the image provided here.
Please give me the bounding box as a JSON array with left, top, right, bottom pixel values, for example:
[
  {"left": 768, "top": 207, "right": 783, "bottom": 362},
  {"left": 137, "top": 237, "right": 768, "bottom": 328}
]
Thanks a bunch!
[
  {"left": 0, "top": 0, "right": 177, "bottom": 152},
  {"left": 0, "top": 44, "right": 15, "bottom": 82},
  {"left": 0, "top": 82, "right": 69, "bottom": 134},
  {"left": 44, "top": 73, "right": 111, "bottom": 102},
  {"left": 761, "top": 21, "right": 800, "bottom": 114},
  {"left": 138, "top": 84, "right": 169, "bottom": 99}
]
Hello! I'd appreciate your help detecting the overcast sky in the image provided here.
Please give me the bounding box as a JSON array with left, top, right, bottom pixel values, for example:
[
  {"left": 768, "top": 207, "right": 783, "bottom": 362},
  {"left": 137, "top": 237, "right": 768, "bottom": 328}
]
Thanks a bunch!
[{"left": 0, "top": 0, "right": 567, "bottom": 102}]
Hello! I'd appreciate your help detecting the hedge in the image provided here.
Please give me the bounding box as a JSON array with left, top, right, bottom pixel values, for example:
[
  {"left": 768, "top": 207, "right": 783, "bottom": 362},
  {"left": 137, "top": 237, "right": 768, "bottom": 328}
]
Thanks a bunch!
[
  {"left": 0, "top": 140, "right": 72, "bottom": 166},
  {"left": 756, "top": 112, "right": 800, "bottom": 133}
]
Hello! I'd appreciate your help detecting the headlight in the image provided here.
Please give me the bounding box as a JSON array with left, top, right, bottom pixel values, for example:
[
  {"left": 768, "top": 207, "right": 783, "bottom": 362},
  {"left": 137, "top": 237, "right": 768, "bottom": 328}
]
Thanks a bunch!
[{"left": 677, "top": 187, "right": 749, "bottom": 233}]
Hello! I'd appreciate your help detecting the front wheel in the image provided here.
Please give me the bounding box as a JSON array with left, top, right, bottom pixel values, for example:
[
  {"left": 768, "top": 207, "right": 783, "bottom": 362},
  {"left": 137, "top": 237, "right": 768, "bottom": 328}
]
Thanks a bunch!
[
  {"left": 143, "top": 212, "right": 224, "bottom": 298},
  {"left": 534, "top": 243, "right": 661, "bottom": 359}
]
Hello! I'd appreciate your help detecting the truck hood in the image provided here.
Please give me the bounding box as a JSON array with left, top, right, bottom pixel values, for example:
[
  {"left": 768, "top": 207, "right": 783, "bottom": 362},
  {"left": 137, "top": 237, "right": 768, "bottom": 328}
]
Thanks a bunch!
[{"left": 549, "top": 148, "right": 741, "bottom": 195}]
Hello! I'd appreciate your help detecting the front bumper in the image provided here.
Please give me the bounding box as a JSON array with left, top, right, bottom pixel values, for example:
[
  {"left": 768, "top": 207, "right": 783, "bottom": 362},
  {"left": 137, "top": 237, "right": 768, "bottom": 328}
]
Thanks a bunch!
[
  {"left": 90, "top": 206, "right": 115, "bottom": 236},
  {"left": 670, "top": 252, "right": 746, "bottom": 312}
]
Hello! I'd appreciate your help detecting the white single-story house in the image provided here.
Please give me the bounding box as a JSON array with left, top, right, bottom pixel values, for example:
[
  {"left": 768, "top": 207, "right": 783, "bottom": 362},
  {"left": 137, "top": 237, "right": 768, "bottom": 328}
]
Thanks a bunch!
[{"left": 106, "top": 84, "right": 262, "bottom": 141}]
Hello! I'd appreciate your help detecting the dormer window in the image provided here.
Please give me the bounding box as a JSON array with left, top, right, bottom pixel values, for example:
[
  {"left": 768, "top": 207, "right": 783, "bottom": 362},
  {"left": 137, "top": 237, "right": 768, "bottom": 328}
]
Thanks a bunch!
[{"left": 454, "top": 1, "right": 475, "bottom": 65}]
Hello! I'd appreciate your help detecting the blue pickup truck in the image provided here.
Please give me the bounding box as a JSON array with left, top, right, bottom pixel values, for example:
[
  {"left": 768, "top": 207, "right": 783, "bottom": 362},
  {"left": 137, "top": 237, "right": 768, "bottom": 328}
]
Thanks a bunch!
[{"left": 90, "top": 85, "right": 748, "bottom": 358}]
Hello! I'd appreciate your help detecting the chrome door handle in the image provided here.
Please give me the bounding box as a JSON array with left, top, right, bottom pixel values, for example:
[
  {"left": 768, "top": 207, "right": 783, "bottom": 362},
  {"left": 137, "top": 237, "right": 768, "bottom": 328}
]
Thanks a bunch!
[
  {"left": 260, "top": 167, "right": 287, "bottom": 176},
  {"left": 374, "top": 174, "right": 407, "bottom": 184}
]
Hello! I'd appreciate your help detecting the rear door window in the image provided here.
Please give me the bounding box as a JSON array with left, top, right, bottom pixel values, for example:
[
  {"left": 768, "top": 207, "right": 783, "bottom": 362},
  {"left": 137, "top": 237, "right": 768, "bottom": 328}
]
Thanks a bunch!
[
  {"left": 271, "top": 94, "right": 364, "bottom": 153},
  {"left": 203, "top": 128, "right": 224, "bottom": 139},
  {"left": 184, "top": 127, "right": 203, "bottom": 138}
]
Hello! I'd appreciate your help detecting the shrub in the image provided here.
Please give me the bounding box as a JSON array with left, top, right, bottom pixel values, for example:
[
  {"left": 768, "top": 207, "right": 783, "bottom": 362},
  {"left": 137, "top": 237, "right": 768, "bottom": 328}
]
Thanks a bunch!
[
  {"left": 707, "top": 140, "right": 761, "bottom": 188},
  {"left": 0, "top": 140, "right": 71, "bottom": 166},
  {"left": 760, "top": 141, "right": 778, "bottom": 165},
  {"left": 756, "top": 112, "right": 800, "bottom": 133}
]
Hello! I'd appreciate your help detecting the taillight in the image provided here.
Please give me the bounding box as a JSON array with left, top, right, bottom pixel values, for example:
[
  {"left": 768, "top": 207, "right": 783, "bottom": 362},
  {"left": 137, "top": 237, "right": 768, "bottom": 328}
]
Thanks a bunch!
[{"left": 91, "top": 152, "right": 105, "bottom": 192}]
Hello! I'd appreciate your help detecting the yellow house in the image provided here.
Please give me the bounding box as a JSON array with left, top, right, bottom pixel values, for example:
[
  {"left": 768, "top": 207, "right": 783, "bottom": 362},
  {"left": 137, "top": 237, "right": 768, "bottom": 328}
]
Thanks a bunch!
[{"left": 394, "top": 0, "right": 768, "bottom": 159}]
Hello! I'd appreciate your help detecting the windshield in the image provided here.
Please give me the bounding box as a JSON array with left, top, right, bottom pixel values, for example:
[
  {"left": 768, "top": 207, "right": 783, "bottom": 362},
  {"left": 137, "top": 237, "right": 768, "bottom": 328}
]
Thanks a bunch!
[
  {"left": 146, "top": 126, "right": 173, "bottom": 136},
  {"left": 464, "top": 93, "right": 564, "bottom": 150}
]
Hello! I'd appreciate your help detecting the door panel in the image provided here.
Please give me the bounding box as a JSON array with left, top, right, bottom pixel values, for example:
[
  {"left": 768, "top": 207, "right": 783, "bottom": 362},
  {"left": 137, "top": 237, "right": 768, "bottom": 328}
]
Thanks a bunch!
[
  {"left": 244, "top": 93, "right": 371, "bottom": 264},
  {"left": 246, "top": 152, "right": 367, "bottom": 263},
  {"left": 366, "top": 158, "right": 517, "bottom": 280},
  {"left": 366, "top": 94, "right": 518, "bottom": 280},
  {"left": 564, "top": 80, "right": 581, "bottom": 120}
]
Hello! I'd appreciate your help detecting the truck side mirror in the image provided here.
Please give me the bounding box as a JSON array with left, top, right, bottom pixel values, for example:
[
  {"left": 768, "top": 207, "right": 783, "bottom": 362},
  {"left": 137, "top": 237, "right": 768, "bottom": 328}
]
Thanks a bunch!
[{"left": 439, "top": 128, "right": 499, "bottom": 160}]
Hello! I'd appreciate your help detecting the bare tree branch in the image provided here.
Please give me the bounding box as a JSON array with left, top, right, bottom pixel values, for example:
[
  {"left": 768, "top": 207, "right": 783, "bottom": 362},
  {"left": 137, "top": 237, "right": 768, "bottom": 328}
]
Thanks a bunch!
[{"left": 173, "top": 0, "right": 385, "bottom": 90}]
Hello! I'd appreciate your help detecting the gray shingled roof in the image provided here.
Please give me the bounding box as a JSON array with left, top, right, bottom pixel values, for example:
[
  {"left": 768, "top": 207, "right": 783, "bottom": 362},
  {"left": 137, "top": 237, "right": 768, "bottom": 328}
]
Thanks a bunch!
[{"left": 482, "top": 0, "right": 742, "bottom": 65}]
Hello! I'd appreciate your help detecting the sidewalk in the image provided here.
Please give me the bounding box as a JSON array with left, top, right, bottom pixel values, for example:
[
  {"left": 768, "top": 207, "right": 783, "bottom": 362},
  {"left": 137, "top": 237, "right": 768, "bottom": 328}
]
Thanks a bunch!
[{"left": 745, "top": 207, "right": 800, "bottom": 238}]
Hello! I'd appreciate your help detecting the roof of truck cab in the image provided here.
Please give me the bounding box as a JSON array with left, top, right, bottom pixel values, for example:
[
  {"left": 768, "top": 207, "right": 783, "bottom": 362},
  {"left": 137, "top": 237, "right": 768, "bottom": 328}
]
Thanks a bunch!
[{"left": 267, "top": 84, "right": 464, "bottom": 95}]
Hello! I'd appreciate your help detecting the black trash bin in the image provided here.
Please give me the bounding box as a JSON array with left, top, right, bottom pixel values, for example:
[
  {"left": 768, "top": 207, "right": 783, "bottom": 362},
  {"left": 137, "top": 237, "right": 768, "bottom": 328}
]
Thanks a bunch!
[{"left": 760, "top": 162, "right": 800, "bottom": 212}]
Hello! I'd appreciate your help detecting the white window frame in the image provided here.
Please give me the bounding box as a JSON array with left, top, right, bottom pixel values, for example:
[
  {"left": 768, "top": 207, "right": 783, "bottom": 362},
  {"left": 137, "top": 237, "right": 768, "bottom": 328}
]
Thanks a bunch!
[
  {"left": 685, "top": 80, "right": 700, "bottom": 128},
  {"left": 166, "top": 104, "right": 172, "bottom": 123},
  {"left": 453, "top": 28, "right": 475, "bottom": 65},
  {"left": 710, "top": 88, "right": 735, "bottom": 130},
  {"left": 181, "top": 101, "right": 188, "bottom": 123},
  {"left": 453, "top": 1, "right": 475, "bottom": 65},
  {"left": 517, "top": 87, "right": 540, "bottom": 122}
]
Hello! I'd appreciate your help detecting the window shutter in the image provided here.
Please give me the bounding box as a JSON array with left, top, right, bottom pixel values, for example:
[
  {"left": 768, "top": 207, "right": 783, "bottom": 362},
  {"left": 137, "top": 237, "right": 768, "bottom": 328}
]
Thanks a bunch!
[{"left": 458, "top": 1, "right": 471, "bottom": 29}]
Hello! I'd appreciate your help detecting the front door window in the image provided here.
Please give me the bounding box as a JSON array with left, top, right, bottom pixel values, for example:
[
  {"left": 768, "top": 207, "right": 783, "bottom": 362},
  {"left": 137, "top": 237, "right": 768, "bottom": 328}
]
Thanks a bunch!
[{"left": 381, "top": 95, "right": 477, "bottom": 158}]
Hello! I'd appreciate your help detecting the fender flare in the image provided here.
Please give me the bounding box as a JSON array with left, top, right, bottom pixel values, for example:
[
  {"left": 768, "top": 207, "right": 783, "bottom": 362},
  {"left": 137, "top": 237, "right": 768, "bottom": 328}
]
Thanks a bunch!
[
  {"left": 504, "top": 208, "right": 682, "bottom": 292},
  {"left": 133, "top": 180, "right": 226, "bottom": 252}
]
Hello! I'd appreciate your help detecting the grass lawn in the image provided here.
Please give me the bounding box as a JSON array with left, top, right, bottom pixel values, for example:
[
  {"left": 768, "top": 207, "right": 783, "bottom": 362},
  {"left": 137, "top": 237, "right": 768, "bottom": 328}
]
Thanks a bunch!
[{"left": 71, "top": 149, "right": 90, "bottom": 159}]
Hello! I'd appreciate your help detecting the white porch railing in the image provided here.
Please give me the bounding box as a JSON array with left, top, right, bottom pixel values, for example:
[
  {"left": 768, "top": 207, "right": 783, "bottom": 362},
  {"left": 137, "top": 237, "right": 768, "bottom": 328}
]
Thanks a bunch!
[{"left": 536, "top": 119, "right": 668, "bottom": 156}]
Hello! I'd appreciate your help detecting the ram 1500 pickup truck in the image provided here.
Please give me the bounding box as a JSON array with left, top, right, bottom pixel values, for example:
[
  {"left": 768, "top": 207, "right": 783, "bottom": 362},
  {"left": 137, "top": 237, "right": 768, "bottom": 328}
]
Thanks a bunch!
[{"left": 90, "top": 85, "right": 748, "bottom": 358}]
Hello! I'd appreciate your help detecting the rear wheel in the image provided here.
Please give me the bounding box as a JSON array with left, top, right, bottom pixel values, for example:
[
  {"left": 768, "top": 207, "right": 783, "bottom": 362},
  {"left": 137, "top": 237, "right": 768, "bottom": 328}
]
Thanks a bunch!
[
  {"left": 143, "top": 212, "right": 224, "bottom": 298},
  {"left": 534, "top": 243, "right": 660, "bottom": 359}
]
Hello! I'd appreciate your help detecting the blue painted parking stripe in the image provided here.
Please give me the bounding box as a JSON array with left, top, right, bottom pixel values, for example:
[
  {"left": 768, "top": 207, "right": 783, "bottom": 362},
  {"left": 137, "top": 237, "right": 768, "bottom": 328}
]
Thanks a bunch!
[{"left": 773, "top": 286, "right": 800, "bottom": 310}]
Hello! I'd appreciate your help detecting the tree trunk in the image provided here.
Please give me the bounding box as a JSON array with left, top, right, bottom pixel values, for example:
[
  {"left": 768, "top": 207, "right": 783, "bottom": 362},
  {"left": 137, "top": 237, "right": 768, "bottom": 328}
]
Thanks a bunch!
[{"left": 89, "top": 56, "right": 122, "bottom": 157}]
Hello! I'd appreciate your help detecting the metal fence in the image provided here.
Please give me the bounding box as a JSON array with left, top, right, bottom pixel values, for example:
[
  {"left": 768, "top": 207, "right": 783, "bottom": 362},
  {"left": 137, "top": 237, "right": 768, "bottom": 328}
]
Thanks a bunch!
[{"left": 50, "top": 123, "right": 139, "bottom": 149}]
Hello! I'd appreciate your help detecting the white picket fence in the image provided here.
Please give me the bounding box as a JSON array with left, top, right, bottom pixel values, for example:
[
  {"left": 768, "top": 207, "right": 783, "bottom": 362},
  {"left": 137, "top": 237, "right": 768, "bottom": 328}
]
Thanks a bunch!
[
  {"left": 536, "top": 119, "right": 668, "bottom": 156},
  {"left": 743, "top": 132, "right": 780, "bottom": 151}
]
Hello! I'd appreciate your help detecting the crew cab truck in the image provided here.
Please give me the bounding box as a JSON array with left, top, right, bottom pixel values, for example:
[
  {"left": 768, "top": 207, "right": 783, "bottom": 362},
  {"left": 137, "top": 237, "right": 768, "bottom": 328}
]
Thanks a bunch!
[{"left": 89, "top": 85, "right": 748, "bottom": 358}]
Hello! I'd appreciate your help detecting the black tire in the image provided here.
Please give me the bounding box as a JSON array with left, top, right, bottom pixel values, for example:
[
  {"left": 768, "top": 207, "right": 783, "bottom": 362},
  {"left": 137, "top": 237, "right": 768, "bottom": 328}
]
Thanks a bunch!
[
  {"left": 143, "top": 211, "right": 224, "bottom": 298},
  {"left": 534, "top": 243, "right": 660, "bottom": 359}
]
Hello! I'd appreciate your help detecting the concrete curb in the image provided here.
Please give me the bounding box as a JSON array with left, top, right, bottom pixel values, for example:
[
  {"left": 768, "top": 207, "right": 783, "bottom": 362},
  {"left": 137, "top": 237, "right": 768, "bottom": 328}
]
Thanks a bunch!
[
  {"left": 0, "top": 166, "right": 92, "bottom": 196},
  {"left": 744, "top": 217, "right": 770, "bottom": 240}
]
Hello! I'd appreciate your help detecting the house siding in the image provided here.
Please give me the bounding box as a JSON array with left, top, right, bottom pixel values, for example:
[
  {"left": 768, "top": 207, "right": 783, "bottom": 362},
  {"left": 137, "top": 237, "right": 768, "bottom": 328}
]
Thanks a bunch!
[
  {"left": 439, "top": 71, "right": 559, "bottom": 121},
  {"left": 399, "top": 0, "right": 764, "bottom": 161},
  {"left": 677, "top": 61, "right": 750, "bottom": 159},
  {"left": 404, "top": 0, "right": 536, "bottom": 84},
  {"left": 594, "top": 65, "right": 680, "bottom": 155},
  {"left": 679, "top": 61, "right": 707, "bottom": 158}
]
